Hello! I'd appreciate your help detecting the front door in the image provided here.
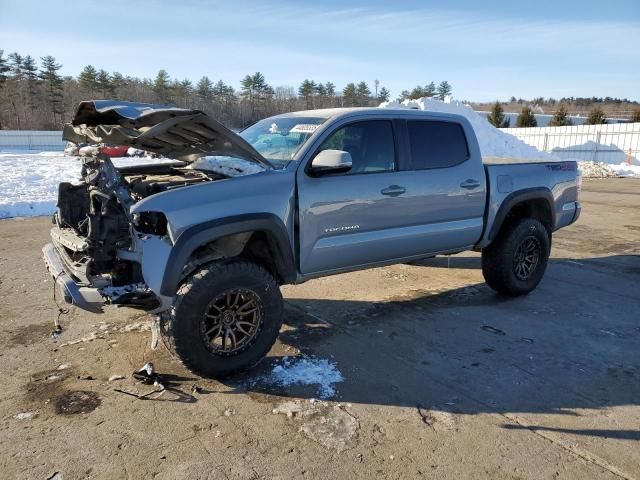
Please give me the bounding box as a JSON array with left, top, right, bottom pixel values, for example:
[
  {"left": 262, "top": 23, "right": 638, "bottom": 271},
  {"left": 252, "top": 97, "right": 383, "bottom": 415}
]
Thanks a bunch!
[{"left": 297, "top": 119, "right": 411, "bottom": 274}]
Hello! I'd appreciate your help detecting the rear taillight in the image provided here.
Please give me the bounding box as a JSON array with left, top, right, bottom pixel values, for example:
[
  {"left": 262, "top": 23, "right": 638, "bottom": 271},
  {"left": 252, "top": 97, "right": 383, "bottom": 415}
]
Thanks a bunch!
[{"left": 577, "top": 173, "right": 583, "bottom": 193}]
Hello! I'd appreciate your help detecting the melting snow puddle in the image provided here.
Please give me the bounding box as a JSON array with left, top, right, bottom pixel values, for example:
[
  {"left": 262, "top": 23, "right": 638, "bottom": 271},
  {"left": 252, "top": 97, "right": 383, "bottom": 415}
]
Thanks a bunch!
[{"left": 251, "top": 356, "right": 344, "bottom": 399}]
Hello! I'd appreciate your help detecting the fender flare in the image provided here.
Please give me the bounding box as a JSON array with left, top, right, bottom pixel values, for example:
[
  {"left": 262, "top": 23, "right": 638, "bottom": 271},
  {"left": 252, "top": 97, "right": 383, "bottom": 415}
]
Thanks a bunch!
[
  {"left": 159, "top": 213, "right": 296, "bottom": 296},
  {"left": 487, "top": 188, "right": 556, "bottom": 241}
]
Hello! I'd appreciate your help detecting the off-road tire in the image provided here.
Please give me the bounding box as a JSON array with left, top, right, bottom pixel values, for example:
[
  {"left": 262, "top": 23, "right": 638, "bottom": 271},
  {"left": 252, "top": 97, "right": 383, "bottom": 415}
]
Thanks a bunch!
[
  {"left": 160, "top": 260, "right": 283, "bottom": 378},
  {"left": 481, "top": 218, "right": 550, "bottom": 296}
]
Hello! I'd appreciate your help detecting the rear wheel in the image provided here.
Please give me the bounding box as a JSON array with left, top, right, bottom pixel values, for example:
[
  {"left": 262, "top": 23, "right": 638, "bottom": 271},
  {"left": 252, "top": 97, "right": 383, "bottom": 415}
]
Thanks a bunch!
[
  {"left": 481, "top": 218, "right": 550, "bottom": 296},
  {"left": 161, "top": 260, "right": 283, "bottom": 378}
]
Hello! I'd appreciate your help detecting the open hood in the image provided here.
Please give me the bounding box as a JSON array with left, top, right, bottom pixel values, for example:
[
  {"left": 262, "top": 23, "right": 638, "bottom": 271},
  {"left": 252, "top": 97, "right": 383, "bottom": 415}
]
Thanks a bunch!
[{"left": 63, "top": 100, "right": 273, "bottom": 168}]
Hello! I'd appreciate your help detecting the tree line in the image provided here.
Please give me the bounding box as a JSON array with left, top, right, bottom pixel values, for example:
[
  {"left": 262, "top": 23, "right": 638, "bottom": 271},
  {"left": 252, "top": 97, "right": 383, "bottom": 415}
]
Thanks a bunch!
[
  {"left": 0, "top": 49, "right": 460, "bottom": 130},
  {"left": 488, "top": 101, "right": 640, "bottom": 128}
]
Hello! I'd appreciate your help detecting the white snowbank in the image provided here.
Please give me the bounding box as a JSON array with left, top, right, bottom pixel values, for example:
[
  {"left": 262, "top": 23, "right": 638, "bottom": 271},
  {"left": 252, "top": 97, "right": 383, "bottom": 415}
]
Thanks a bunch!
[
  {"left": 578, "top": 161, "right": 640, "bottom": 178},
  {"left": 190, "top": 155, "right": 265, "bottom": 177},
  {"left": 379, "top": 97, "right": 556, "bottom": 161},
  {"left": 0, "top": 152, "right": 174, "bottom": 219},
  {"left": 254, "top": 356, "right": 344, "bottom": 399}
]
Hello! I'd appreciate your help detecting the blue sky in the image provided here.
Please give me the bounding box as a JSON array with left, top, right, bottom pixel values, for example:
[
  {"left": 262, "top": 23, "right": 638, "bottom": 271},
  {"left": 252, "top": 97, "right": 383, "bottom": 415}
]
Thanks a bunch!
[{"left": 1, "top": 0, "right": 638, "bottom": 101}]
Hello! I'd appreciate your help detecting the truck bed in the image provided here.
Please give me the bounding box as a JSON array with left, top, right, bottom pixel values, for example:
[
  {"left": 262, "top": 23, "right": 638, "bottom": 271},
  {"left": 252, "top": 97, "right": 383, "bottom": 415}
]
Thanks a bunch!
[{"left": 477, "top": 158, "right": 580, "bottom": 248}]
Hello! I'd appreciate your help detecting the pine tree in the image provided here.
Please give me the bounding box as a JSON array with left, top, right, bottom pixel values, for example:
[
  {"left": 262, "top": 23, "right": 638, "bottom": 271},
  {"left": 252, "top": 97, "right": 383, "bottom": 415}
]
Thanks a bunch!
[
  {"left": 378, "top": 86, "right": 390, "bottom": 102},
  {"left": 96, "top": 69, "right": 113, "bottom": 98},
  {"left": 397, "top": 90, "right": 410, "bottom": 102},
  {"left": 437, "top": 80, "right": 452, "bottom": 100},
  {"left": 153, "top": 69, "right": 171, "bottom": 102},
  {"left": 409, "top": 85, "right": 426, "bottom": 100},
  {"left": 630, "top": 109, "right": 640, "bottom": 123},
  {"left": 586, "top": 107, "right": 606, "bottom": 125},
  {"left": 342, "top": 83, "right": 357, "bottom": 106},
  {"left": 0, "top": 50, "right": 9, "bottom": 89},
  {"left": 212, "top": 80, "right": 234, "bottom": 100},
  {"left": 196, "top": 76, "right": 213, "bottom": 106},
  {"left": 425, "top": 82, "right": 436, "bottom": 97},
  {"left": 549, "top": 104, "right": 572, "bottom": 127},
  {"left": 355, "top": 81, "right": 371, "bottom": 106},
  {"left": 298, "top": 79, "right": 315, "bottom": 109},
  {"left": 39, "top": 55, "right": 64, "bottom": 122},
  {"left": 240, "top": 72, "right": 272, "bottom": 121},
  {"left": 78, "top": 65, "right": 98, "bottom": 93},
  {"left": 325, "top": 82, "right": 336, "bottom": 97},
  {"left": 8, "top": 53, "right": 24, "bottom": 78},
  {"left": 516, "top": 106, "right": 537, "bottom": 127},
  {"left": 110, "top": 72, "right": 125, "bottom": 97},
  {"left": 488, "top": 101, "right": 509, "bottom": 128},
  {"left": 22, "top": 55, "right": 39, "bottom": 109}
]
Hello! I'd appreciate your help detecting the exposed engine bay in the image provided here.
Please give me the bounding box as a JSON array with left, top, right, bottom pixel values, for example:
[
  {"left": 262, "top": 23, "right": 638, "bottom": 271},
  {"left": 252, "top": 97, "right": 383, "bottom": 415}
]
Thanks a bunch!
[{"left": 50, "top": 155, "right": 227, "bottom": 309}]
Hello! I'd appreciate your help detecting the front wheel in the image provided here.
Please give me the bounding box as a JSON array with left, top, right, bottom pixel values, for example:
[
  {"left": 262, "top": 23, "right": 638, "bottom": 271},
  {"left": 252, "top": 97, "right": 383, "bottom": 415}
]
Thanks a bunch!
[
  {"left": 481, "top": 218, "right": 550, "bottom": 296},
  {"left": 161, "top": 260, "right": 283, "bottom": 378}
]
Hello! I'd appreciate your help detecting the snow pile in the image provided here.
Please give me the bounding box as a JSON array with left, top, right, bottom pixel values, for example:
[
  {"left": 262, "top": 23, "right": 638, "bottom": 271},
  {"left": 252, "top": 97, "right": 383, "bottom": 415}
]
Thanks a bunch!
[
  {"left": 256, "top": 356, "right": 344, "bottom": 399},
  {"left": 190, "top": 155, "right": 265, "bottom": 177},
  {"left": 0, "top": 152, "right": 174, "bottom": 219},
  {"left": 0, "top": 152, "right": 82, "bottom": 218},
  {"left": 379, "top": 97, "right": 556, "bottom": 161},
  {"left": 578, "top": 161, "right": 640, "bottom": 178},
  {"left": 578, "top": 161, "right": 617, "bottom": 178}
]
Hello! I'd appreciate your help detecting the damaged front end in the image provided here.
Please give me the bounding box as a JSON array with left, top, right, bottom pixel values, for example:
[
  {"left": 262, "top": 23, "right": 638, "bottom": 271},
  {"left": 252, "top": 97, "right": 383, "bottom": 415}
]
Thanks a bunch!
[{"left": 43, "top": 100, "right": 270, "bottom": 313}]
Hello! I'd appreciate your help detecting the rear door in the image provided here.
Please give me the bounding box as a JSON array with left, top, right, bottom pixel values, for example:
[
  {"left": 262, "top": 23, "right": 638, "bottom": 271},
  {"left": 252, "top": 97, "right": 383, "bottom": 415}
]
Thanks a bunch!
[{"left": 396, "top": 119, "right": 486, "bottom": 252}]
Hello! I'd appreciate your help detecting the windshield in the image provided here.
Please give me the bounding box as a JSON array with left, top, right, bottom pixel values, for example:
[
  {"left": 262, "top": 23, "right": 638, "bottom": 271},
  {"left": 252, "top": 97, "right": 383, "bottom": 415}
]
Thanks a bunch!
[{"left": 239, "top": 116, "right": 327, "bottom": 168}]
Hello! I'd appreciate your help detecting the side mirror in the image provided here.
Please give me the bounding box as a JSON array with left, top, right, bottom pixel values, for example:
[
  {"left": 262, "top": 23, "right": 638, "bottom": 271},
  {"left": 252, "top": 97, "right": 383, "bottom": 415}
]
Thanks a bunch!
[{"left": 310, "top": 149, "right": 352, "bottom": 175}]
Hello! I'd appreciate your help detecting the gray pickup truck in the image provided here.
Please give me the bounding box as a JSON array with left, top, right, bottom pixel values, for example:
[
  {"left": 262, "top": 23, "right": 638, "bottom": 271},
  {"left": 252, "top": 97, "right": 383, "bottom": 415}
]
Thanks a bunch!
[{"left": 44, "top": 100, "right": 581, "bottom": 377}]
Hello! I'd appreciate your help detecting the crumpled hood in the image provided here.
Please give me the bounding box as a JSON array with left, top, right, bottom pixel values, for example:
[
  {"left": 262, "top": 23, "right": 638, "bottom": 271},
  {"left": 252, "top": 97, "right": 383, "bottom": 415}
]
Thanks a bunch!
[{"left": 63, "top": 100, "right": 272, "bottom": 168}]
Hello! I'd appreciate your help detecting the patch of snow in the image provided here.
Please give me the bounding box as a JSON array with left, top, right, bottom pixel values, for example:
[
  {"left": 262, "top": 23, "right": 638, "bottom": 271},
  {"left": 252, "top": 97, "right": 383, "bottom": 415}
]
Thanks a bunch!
[
  {"left": 0, "top": 151, "right": 175, "bottom": 219},
  {"left": 190, "top": 155, "right": 265, "bottom": 177},
  {"left": 609, "top": 162, "right": 640, "bottom": 177},
  {"left": 258, "top": 356, "right": 344, "bottom": 399},
  {"left": 578, "top": 161, "right": 640, "bottom": 178},
  {"left": 14, "top": 412, "right": 35, "bottom": 420},
  {"left": 379, "top": 97, "right": 556, "bottom": 161},
  {"left": 78, "top": 145, "right": 100, "bottom": 157},
  {"left": 578, "top": 161, "right": 617, "bottom": 178}
]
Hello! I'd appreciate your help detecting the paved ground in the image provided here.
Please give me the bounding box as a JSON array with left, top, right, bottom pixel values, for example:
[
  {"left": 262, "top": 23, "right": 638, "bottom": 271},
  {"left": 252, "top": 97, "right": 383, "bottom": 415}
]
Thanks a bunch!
[{"left": 0, "top": 178, "right": 638, "bottom": 480}]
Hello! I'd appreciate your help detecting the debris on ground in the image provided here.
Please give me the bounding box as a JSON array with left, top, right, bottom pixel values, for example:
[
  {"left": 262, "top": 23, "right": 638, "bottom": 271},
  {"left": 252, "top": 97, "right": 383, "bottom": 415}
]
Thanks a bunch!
[
  {"left": 417, "top": 404, "right": 459, "bottom": 432},
  {"left": 59, "top": 320, "right": 150, "bottom": 347},
  {"left": 252, "top": 356, "right": 344, "bottom": 399},
  {"left": 273, "top": 399, "right": 359, "bottom": 452},
  {"left": 481, "top": 325, "right": 506, "bottom": 336},
  {"left": 114, "top": 362, "right": 195, "bottom": 403},
  {"left": 14, "top": 412, "right": 35, "bottom": 420},
  {"left": 108, "top": 375, "right": 125, "bottom": 382}
]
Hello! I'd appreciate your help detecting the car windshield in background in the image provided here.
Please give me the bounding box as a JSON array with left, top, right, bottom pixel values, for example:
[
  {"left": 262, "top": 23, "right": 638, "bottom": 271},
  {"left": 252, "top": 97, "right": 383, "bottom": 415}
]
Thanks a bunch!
[{"left": 239, "top": 116, "right": 327, "bottom": 168}]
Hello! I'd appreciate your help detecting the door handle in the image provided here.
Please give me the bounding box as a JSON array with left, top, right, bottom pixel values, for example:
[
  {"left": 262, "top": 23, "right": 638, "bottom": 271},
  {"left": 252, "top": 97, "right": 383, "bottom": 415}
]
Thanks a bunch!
[
  {"left": 460, "top": 179, "right": 481, "bottom": 190},
  {"left": 381, "top": 185, "right": 406, "bottom": 197}
]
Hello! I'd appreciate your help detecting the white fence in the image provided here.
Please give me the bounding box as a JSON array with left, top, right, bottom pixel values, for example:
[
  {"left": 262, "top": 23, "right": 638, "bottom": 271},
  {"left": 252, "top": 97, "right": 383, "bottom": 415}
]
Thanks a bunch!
[
  {"left": 0, "top": 130, "right": 65, "bottom": 151},
  {"left": 501, "top": 122, "right": 640, "bottom": 165}
]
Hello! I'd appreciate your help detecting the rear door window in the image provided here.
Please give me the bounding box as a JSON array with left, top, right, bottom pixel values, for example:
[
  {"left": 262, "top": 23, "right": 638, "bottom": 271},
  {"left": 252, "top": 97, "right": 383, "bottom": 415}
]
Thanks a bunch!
[{"left": 406, "top": 121, "right": 469, "bottom": 170}]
